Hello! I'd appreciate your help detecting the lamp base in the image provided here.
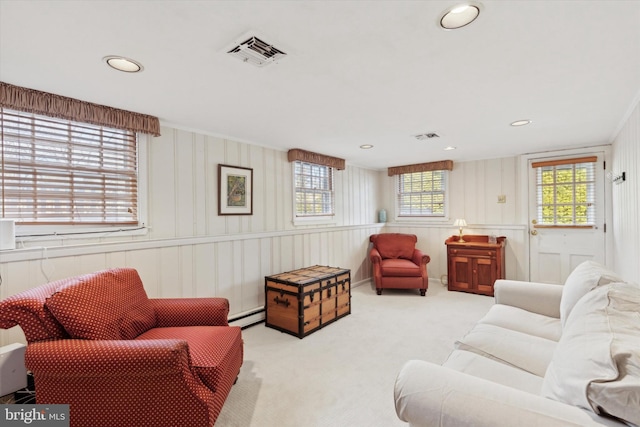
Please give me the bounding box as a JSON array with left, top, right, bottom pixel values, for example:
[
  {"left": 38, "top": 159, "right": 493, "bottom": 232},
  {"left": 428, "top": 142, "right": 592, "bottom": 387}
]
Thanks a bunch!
[{"left": 458, "top": 229, "right": 465, "bottom": 243}]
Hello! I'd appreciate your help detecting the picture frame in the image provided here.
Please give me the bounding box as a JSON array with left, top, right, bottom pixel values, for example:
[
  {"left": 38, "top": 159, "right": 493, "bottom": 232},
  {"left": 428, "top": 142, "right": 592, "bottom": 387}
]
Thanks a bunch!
[{"left": 218, "top": 164, "right": 253, "bottom": 215}]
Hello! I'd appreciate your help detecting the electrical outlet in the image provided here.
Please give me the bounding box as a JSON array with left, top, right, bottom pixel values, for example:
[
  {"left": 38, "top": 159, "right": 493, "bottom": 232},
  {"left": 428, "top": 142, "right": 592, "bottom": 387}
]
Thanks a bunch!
[{"left": 497, "top": 195, "right": 506, "bottom": 203}]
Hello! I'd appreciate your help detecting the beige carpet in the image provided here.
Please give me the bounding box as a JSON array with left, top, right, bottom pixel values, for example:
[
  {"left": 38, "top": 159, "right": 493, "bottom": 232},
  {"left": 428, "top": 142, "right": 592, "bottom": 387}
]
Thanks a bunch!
[{"left": 215, "top": 280, "right": 495, "bottom": 427}]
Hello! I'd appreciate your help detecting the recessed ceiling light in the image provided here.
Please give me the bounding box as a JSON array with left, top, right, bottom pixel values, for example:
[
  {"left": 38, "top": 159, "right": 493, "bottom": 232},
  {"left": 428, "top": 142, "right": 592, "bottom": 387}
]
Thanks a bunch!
[
  {"left": 103, "top": 55, "right": 144, "bottom": 73},
  {"left": 360, "top": 144, "right": 374, "bottom": 149},
  {"left": 440, "top": 3, "right": 481, "bottom": 29},
  {"left": 444, "top": 146, "right": 457, "bottom": 151},
  {"left": 511, "top": 120, "right": 532, "bottom": 127}
]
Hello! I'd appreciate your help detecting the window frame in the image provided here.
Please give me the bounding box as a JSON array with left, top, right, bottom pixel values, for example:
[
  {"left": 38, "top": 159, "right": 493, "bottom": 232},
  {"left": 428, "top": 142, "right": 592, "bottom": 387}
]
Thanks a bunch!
[
  {"left": 395, "top": 169, "right": 449, "bottom": 220},
  {"left": 532, "top": 157, "right": 597, "bottom": 228},
  {"left": 0, "top": 109, "right": 149, "bottom": 241},
  {"left": 292, "top": 160, "right": 336, "bottom": 225}
]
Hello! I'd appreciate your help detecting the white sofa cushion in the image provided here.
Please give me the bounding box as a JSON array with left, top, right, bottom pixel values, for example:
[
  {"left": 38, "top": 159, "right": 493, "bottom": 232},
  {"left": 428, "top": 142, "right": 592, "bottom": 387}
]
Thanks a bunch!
[
  {"left": 541, "top": 283, "right": 640, "bottom": 426},
  {"left": 455, "top": 323, "right": 557, "bottom": 377},
  {"left": 395, "top": 360, "right": 625, "bottom": 427},
  {"left": 560, "top": 260, "right": 624, "bottom": 327},
  {"left": 444, "top": 349, "right": 544, "bottom": 394},
  {"left": 478, "top": 304, "right": 562, "bottom": 342}
]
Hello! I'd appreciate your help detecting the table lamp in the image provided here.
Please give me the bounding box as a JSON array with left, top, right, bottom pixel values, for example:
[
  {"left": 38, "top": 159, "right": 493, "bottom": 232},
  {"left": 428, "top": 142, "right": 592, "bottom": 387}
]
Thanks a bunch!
[{"left": 454, "top": 219, "right": 467, "bottom": 243}]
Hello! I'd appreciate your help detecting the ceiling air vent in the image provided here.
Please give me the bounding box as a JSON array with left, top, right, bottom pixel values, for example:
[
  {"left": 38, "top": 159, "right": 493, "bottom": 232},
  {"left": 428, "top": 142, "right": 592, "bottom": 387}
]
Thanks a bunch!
[
  {"left": 227, "top": 36, "right": 287, "bottom": 67},
  {"left": 414, "top": 133, "right": 440, "bottom": 140}
]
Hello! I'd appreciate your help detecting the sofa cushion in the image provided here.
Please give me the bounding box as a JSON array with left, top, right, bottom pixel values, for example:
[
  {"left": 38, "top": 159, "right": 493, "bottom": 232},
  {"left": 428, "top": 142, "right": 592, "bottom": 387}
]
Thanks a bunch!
[
  {"left": 478, "top": 304, "right": 562, "bottom": 342},
  {"left": 373, "top": 233, "right": 416, "bottom": 259},
  {"left": 136, "top": 325, "right": 243, "bottom": 393},
  {"left": 46, "top": 268, "right": 157, "bottom": 340},
  {"left": 455, "top": 323, "right": 557, "bottom": 377},
  {"left": 444, "top": 349, "right": 544, "bottom": 394},
  {"left": 380, "top": 259, "right": 421, "bottom": 277},
  {"left": 560, "top": 260, "right": 624, "bottom": 327},
  {"left": 541, "top": 283, "right": 640, "bottom": 426}
]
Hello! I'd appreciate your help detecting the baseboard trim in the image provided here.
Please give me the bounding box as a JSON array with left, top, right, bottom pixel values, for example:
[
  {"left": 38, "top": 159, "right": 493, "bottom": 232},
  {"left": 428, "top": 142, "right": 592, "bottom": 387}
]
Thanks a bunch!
[{"left": 229, "top": 309, "right": 265, "bottom": 329}]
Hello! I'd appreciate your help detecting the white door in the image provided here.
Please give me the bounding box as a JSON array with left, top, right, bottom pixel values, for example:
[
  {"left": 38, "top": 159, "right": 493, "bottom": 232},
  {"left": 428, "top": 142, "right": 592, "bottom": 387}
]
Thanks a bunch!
[{"left": 528, "top": 152, "right": 606, "bottom": 283}]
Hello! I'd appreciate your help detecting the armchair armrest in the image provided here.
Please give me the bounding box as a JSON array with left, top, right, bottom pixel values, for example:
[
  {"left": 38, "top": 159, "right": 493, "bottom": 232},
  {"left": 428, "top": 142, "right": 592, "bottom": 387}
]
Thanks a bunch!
[
  {"left": 412, "top": 249, "right": 431, "bottom": 267},
  {"left": 394, "top": 360, "right": 611, "bottom": 427},
  {"left": 25, "top": 339, "right": 216, "bottom": 426},
  {"left": 494, "top": 280, "right": 563, "bottom": 318},
  {"left": 151, "top": 297, "right": 229, "bottom": 327},
  {"left": 369, "top": 247, "right": 382, "bottom": 264},
  {"left": 26, "top": 339, "right": 199, "bottom": 377}
]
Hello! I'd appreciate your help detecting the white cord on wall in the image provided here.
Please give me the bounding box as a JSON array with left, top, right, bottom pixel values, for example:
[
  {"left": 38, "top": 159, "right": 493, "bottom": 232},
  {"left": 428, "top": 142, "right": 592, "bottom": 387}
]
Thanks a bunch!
[{"left": 39, "top": 246, "right": 54, "bottom": 283}]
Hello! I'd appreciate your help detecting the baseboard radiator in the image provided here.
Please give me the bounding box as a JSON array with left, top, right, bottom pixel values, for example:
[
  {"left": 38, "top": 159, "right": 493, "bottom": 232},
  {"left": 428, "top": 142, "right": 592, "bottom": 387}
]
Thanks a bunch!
[{"left": 229, "top": 308, "right": 265, "bottom": 329}]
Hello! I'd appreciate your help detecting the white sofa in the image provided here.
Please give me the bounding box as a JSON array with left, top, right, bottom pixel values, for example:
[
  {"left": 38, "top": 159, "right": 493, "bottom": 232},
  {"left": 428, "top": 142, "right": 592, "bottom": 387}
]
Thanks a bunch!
[{"left": 394, "top": 261, "right": 640, "bottom": 427}]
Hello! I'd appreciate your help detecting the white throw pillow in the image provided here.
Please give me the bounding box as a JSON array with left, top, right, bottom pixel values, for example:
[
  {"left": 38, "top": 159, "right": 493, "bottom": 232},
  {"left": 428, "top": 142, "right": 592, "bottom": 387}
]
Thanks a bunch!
[
  {"left": 560, "top": 260, "right": 624, "bottom": 327},
  {"left": 541, "top": 283, "right": 640, "bottom": 426}
]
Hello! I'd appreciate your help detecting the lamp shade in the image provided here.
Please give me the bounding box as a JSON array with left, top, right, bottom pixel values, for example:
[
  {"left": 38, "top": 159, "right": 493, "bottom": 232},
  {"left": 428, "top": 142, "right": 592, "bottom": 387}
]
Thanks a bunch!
[{"left": 454, "top": 219, "right": 467, "bottom": 227}]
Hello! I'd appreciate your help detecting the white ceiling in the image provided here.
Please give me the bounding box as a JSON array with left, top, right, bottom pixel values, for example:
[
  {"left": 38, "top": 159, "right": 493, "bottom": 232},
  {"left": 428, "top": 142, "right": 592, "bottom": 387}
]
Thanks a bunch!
[{"left": 1, "top": 0, "right": 640, "bottom": 170}]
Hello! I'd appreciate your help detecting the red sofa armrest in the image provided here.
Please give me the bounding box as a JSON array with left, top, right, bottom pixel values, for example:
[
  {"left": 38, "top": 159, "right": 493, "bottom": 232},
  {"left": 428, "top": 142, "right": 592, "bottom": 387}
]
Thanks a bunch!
[
  {"left": 151, "top": 297, "right": 229, "bottom": 327},
  {"left": 412, "top": 249, "right": 431, "bottom": 267},
  {"left": 25, "top": 339, "right": 217, "bottom": 426}
]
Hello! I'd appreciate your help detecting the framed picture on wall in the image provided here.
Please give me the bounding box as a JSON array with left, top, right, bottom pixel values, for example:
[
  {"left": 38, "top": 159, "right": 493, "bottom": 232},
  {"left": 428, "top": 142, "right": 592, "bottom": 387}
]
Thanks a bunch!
[{"left": 218, "top": 164, "right": 253, "bottom": 215}]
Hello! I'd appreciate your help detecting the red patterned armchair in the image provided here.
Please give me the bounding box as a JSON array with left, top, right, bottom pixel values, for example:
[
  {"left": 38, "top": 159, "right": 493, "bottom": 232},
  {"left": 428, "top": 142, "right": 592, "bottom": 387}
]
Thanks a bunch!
[
  {"left": 369, "top": 233, "right": 431, "bottom": 296},
  {"left": 0, "top": 268, "right": 243, "bottom": 427}
]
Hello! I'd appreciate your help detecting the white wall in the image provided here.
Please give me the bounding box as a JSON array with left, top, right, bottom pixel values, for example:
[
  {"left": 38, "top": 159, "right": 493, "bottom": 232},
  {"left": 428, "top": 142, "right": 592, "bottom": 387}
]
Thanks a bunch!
[
  {"left": 0, "top": 125, "right": 384, "bottom": 346},
  {"left": 381, "top": 156, "right": 528, "bottom": 283},
  {"left": 611, "top": 99, "right": 640, "bottom": 283},
  {"left": 8, "top": 112, "right": 632, "bottom": 346},
  {"left": 146, "top": 127, "right": 384, "bottom": 236}
]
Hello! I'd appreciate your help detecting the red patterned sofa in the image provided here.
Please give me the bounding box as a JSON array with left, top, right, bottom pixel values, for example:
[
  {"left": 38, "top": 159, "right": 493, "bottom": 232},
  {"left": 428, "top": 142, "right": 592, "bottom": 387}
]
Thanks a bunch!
[{"left": 0, "top": 268, "right": 243, "bottom": 427}]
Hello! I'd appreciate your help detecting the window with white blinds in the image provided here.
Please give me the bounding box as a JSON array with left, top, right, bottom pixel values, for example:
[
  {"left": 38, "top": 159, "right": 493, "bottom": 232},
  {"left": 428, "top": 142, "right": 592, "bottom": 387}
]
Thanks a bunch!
[
  {"left": 0, "top": 108, "right": 138, "bottom": 225},
  {"left": 294, "top": 161, "right": 334, "bottom": 217},
  {"left": 397, "top": 170, "right": 447, "bottom": 217},
  {"left": 533, "top": 157, "right": 596, "bottom": 226}
]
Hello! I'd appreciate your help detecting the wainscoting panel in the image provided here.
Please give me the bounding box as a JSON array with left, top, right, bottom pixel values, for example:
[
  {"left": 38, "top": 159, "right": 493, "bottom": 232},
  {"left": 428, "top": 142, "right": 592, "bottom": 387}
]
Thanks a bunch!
[
  {"left": 611, "top": 98, "right": 640, "bottom": 283},
  {"left": 0, "top": 225, "right": 384, "bottom": 346}
]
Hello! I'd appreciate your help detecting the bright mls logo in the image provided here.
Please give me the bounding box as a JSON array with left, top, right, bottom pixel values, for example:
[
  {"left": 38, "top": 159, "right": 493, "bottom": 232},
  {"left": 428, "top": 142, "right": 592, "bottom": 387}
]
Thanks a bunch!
[{"left": 1, "top": 405, "right": 69, "bottom": 426}]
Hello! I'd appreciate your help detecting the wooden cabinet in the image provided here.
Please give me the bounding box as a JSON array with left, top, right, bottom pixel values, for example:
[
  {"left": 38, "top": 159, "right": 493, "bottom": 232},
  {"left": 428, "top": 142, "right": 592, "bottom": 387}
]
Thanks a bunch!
[{"left": 445, "top": 235, "right": 506, "bottom": 296}]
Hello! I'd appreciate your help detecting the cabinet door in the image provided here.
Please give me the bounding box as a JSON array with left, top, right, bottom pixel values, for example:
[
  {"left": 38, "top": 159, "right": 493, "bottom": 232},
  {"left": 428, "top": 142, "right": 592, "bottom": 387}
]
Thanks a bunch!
[
  {"left": 473, "top": 257, "right": 496, "bottom": 295},
  {"left": 449, "top": 255, "right": 474, "bottom": 291}
]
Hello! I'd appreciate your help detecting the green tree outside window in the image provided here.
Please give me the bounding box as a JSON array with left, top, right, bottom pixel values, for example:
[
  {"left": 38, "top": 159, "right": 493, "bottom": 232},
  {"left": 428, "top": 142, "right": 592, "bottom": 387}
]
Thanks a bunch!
[{"left": 536, "top": 162, "right": 595, "bottom": 225}]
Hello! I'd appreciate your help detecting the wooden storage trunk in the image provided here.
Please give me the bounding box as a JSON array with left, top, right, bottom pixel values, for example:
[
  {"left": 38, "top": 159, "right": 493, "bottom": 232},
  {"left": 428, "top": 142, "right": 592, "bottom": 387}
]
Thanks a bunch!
[{"left": 265, "top": 265, "right": 351, "bottom": 338}]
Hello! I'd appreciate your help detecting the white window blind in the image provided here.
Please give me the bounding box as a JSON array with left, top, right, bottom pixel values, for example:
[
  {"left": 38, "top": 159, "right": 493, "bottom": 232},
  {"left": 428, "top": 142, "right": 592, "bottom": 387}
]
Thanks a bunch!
[
  {"left": 0, "top": 108, "right": 138, "bottom": 225},
  {"left": 294, "top": 161, "right": 334, "bottom": 217},
  {"left": 533, "top": 157, "right": 596, "bottom": 226},
  {"left": 397, "top": 170, "right": 446, "bottom": 217}
]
